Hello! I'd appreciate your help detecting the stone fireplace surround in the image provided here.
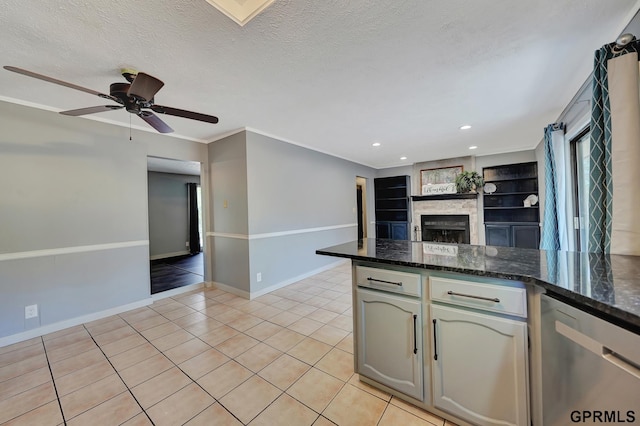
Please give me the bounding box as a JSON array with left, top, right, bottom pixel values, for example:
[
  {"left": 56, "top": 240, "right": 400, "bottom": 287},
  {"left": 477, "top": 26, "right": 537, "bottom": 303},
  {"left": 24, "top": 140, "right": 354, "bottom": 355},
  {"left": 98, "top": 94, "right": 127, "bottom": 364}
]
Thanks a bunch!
[
  {"left": 412, "top": 197, "right": 479, "bottom": 244},
  {"left": 411, "top": 155, "right": 479, "bottom": 244}
]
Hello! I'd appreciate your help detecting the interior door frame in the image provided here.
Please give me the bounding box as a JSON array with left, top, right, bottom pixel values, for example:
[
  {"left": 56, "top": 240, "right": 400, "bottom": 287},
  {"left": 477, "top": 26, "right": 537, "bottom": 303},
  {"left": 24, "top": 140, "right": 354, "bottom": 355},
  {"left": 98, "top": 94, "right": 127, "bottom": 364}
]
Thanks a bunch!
[
  {"left": 356, "top": 176, "right": 368, "bottom": 239},
  {"left": 146, "top": 156, "right": 210, "bottom": 293}
]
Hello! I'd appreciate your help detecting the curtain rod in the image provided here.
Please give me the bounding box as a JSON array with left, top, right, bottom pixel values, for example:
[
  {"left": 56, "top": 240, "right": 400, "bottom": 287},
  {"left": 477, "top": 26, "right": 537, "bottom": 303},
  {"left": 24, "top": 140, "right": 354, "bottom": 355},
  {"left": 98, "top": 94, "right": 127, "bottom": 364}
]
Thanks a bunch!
[
  {"left": 556, "top": 33, "right": 636, "bottom": 123},
  {"left": 614, "top": 33, "right": 635, "bottom": 50}
]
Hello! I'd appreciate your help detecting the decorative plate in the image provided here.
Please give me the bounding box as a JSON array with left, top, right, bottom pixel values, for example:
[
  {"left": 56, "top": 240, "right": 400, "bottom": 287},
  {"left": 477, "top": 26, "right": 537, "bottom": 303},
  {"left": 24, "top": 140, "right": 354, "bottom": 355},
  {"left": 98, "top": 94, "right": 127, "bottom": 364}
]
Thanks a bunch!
[{"left": 483, "top": 183, "right": 497, "bottom": 194}]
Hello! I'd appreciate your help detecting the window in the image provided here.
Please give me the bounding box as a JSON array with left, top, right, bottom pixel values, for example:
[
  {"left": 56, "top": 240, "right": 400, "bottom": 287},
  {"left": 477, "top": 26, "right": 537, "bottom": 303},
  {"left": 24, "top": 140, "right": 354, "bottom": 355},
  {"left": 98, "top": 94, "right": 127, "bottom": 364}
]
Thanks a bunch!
[{"left": 570, "top": 127, "right": 590, "bottom": 251}]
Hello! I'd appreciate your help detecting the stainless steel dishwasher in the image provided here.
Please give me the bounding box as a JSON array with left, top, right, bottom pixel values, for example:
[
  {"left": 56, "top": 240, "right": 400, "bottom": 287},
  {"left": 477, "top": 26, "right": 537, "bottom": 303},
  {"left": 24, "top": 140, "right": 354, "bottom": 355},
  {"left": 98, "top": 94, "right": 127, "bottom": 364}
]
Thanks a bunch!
[{"left": 541, "top": 294, "right": 640, "bottom": 425}]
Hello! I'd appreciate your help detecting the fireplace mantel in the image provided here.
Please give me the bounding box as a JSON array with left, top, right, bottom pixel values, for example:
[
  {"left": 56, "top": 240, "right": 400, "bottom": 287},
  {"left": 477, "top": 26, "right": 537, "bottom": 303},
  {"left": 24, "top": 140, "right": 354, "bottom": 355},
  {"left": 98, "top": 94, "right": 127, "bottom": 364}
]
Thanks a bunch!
[{"left": 411, "top": 193, "right": 478, "bottom": 201}]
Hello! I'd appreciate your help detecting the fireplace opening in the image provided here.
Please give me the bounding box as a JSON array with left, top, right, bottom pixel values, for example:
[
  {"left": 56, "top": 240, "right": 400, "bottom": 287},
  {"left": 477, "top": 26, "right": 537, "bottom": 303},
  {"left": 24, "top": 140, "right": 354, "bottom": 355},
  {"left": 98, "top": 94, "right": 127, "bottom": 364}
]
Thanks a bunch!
[{"left": 421, "top": 215, "right": 470, "bottom": 244}]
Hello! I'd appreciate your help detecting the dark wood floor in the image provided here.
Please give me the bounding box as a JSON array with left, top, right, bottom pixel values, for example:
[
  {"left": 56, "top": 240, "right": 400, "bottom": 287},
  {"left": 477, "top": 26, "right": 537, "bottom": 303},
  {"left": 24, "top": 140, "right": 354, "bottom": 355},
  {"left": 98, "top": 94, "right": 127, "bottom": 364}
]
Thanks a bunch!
[{"left": 150, "top": 252, "right": 204, "bottom": 294}]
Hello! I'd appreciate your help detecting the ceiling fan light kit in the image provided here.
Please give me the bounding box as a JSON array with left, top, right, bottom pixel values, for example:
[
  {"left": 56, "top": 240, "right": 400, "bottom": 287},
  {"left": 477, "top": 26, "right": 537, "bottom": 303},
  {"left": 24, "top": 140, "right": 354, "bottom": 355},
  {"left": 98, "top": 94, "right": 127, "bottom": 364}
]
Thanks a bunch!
[{"left": 3, "top": 66, "right": 219, "bottom": 134}]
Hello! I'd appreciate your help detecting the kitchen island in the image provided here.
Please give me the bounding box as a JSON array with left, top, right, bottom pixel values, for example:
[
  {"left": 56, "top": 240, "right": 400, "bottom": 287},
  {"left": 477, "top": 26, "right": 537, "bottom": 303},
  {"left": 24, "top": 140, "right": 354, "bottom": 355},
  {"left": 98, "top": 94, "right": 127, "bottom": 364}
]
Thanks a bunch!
[
  {"left": 316, "top": 239, "right": 640, "bottom": 426},
  {"left": 317, "top": 238, "right": 640, "bottom": 332}
]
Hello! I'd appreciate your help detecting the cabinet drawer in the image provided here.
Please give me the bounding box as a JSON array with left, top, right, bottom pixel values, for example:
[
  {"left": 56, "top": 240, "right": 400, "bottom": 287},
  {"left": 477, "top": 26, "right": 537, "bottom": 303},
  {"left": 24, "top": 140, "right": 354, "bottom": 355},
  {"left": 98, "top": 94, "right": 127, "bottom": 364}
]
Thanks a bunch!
[
  {"left": 430, "top": 276, "right": 526, "bottom": 318},
  {"left": 356, "top": 266, "right": 421, "bottom": 297}
]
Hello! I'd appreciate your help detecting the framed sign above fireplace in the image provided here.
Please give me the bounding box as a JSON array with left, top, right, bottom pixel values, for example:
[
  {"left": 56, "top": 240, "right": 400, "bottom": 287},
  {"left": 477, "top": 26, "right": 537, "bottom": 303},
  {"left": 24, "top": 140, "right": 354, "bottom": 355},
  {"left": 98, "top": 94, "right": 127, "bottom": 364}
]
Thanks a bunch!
[{"left": 420, "top": 165, "right": 463, "bottom": 196}]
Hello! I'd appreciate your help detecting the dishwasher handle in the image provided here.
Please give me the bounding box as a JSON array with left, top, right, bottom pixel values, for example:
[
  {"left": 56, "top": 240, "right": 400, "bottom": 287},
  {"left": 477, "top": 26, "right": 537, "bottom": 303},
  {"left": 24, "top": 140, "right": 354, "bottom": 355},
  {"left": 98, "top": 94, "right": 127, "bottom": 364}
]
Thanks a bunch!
[{"left": 556, "top": 320, "right": 640, "bottom": 379}]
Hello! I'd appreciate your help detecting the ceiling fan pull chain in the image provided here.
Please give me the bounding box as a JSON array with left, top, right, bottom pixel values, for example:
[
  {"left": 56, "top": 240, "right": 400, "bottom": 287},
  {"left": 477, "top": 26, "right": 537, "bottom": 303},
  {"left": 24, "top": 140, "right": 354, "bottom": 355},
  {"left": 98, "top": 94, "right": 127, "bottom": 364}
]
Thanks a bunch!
[{"left": 129, "top": 114, "right": 132, "bottom": 141}]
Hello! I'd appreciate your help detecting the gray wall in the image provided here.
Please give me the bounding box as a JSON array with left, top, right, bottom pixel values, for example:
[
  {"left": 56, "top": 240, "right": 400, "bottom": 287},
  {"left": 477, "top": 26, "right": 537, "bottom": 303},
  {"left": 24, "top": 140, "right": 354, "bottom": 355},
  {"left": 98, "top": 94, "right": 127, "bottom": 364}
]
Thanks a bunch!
[
  {"left": 148, "top": 172, "right": 200, "bottom": 259},
  {"left": 245, "top": 131, "right": 376, "bottom": 294},
  {"left": 0, "top": 101, "right": 150, "bottom": 339},
  {"left": 208, "top": 132, "right": 251, "bottom": 292},
  {"left": 0, "top": 100, "right": 209, "bottom": 343},
  {"left": 246, "top": 132, "right": 373, "bottom": 233},
  {"left": 206, "top": 130, "right": 376, "bottom": 295},
  {"left": 376, "top": 165, "right": 413, "bottom": 179}
]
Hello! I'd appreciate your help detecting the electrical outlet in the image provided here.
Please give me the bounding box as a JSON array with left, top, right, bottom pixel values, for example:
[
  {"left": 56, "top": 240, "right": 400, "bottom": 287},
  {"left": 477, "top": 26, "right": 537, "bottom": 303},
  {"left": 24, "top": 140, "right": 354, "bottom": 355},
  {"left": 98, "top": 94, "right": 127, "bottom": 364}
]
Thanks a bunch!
[
  {"left": 25, "top": 304, "right": 38, "bottom": 319},
  {"left": 257, "top": 272, "right": 262, "bottom": 282},
  {"left": 186, "top": 241, "right": 189, "bottom": 247}
]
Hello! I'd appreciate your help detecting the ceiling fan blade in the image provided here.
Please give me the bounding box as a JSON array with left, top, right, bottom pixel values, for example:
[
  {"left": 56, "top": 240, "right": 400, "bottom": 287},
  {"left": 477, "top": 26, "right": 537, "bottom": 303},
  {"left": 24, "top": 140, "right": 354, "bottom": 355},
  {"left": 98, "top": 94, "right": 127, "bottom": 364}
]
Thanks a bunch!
[
  {"left": 3, "top": 66, "right": 117, "bottom": 101},
  {"left": 150, "top": 104, "right": 219, "bottom": 124},
  {"left": 138, "top": 111, "right": 173, "bottom": 133},
  {"left": 127, "top": 72, "right": 164, "bottom": 102},
  {"left": 60, "top": 105, "right": 124, "bottom": 116}
]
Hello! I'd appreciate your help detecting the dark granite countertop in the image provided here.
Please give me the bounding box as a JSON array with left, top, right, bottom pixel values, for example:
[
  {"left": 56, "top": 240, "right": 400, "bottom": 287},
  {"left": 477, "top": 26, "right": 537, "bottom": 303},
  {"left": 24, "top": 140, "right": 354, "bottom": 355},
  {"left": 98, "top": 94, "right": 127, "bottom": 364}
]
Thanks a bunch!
[{"left": 316, "top": 239, "right": 640, "bottom": 333}]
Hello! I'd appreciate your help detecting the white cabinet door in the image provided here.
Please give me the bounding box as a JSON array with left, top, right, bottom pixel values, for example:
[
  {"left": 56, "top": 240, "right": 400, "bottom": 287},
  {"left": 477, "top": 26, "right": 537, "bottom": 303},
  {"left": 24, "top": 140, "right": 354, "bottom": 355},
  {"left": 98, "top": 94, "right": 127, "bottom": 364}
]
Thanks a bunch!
[
  {"left": 356, "top": 287, "right": 423, "bottom": 401},
  {"left": 431, "top": 304, "right": 529, "bottom": 426}
]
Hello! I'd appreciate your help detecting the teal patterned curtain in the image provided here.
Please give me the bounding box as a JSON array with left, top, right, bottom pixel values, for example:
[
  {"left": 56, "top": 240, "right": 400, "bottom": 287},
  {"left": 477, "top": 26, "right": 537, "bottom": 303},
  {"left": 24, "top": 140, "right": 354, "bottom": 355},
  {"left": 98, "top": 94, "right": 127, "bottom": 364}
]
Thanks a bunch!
[
  {"left": 589, "top": 38, "right": 640, "bottom": 253},
  {"left": 540, "top": 123, "right": 565, "bottom": 251}
]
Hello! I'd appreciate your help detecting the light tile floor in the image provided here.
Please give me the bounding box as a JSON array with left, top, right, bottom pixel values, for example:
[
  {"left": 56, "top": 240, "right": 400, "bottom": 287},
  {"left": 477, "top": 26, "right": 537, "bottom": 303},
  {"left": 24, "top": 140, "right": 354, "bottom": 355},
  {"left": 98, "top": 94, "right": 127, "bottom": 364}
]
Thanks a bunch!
[{"left": 0, "top": 262, "right": 458, "bottom": 426}]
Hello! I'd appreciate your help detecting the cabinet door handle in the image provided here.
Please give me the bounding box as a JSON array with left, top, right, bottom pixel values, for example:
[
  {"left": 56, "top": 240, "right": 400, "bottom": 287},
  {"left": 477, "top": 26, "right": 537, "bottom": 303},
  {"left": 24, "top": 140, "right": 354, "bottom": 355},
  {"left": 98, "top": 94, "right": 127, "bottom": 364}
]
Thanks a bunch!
[
  {"left": 432, "top": 319, "right": 438, "bottom": 361},
  {"left": 447, "top": 290, "right": 500, "bottom": 303},
  {"left": 367, "top": 277, "right": 402, "bottom": 286},
  {"left": 413, "top": 314, "right": 418, "bottom": 355}
]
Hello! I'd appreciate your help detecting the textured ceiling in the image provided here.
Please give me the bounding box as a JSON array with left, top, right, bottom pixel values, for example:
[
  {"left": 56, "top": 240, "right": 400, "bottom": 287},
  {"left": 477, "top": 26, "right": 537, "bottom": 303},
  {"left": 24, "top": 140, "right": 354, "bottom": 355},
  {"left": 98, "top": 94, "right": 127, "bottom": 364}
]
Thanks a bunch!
[{"left": 1, "top": 0, "right": 638, "bottom": 168}]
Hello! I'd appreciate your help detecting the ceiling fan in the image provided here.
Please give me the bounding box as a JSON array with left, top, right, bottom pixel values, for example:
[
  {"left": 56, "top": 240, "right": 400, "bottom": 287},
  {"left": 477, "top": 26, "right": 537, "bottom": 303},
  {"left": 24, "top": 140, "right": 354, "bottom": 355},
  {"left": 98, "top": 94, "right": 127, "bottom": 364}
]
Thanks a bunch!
[{"left": 3, "top": 66, "right": 219, "bottom": 134}]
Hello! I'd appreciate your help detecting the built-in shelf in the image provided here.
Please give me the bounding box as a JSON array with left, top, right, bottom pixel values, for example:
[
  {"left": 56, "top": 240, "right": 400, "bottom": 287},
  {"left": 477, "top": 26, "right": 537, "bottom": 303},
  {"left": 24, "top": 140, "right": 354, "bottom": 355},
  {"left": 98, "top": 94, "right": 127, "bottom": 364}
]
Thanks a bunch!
[
  {"left": 483, "top": 162, "right": 539, "bottom": 249},
  {"left": 484, "top": 206, "right": 539, "bottom": 210},
  {"left": 485, "top": 192, "right": 536, "bottom": 196},
  {"left": 411, "top": 193, "right": 478, "bottom": 201},
  {"left": 484, "top": 176, "right": 537, "bottom": 182},
  {"left": 375, "top": 175, "right": 410, "bottom": 240}
]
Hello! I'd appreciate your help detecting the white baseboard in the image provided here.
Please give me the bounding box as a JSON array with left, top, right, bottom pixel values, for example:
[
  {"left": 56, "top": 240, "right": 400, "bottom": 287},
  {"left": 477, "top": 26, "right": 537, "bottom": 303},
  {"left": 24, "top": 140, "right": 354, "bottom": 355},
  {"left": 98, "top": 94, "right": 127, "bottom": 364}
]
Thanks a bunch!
[
  {"left": 248, "top": 259, "right": 347, "bottom": 299},
  {"left": 208, "top": 281, "right": 251, "bottom": 299},
  {"left": 149, "top": 251, "right": 190, "bottom": 261},
  {"left": 0, "top": 298, "right": 153, "bottom": 348},
  {"left": 152, "top": 282, "right": 205, "bottom": 301},
  {"left": 207, "top": 259, "right": 347, "bottom": 300}
]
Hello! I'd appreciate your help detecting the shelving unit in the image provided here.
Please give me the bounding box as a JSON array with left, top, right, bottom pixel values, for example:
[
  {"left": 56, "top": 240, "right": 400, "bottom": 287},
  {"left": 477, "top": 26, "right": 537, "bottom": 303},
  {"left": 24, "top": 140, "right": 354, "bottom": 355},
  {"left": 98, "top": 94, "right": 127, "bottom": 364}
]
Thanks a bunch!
[
  {"left": 482, "top": 162, "right": 540, "bottom": 248},
  {"left": 374, "top": 175, "right": 410, "bottom": 240}
]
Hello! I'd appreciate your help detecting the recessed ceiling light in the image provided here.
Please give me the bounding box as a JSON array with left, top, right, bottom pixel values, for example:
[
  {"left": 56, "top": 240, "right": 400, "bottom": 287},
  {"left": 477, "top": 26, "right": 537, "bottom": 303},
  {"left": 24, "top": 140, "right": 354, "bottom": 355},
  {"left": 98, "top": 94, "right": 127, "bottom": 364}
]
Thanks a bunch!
[
  {"left": 400, "top": 156, "right": 407, "bottom": 160},
  {"left": 469, "top": 146, "right": 478, "bottom": 150},
  {"left": 372, "top": 142, "right": 381, "bottom": 147},
  {"left": 459, "top": 125, "right": 472, "bottom": 130}
]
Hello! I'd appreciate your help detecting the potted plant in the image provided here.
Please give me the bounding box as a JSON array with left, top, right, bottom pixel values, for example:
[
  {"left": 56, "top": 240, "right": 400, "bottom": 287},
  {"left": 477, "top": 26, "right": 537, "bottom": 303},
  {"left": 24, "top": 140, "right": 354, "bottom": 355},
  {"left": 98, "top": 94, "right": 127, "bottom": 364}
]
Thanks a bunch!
[{"left": 455, "top": 171, "right": 484, "bottom": 193}]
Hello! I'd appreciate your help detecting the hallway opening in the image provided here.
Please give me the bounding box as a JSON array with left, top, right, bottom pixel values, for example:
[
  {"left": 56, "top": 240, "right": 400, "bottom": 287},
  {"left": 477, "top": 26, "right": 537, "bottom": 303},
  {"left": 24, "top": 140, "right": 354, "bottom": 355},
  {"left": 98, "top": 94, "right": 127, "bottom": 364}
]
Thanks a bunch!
[{"left": 147, "top": 156, "right": 205, "bottom": 294}]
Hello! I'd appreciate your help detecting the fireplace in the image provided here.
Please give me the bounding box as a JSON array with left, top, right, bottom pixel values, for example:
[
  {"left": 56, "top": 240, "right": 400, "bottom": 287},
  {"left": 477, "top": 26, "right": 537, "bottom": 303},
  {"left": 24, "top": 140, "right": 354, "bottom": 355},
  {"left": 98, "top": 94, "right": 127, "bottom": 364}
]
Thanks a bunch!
[{"left": 421, "top": 214, "right": 470, "bottom": 244}]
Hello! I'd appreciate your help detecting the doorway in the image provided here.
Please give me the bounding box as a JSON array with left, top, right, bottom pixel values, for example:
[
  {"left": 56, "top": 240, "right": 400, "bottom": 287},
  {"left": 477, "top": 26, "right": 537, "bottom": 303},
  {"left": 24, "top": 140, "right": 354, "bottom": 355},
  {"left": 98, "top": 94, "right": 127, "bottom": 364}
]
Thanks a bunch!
[
  {"left": 356, "top": 177, "right": 368, "bottom": 239},
  {"left": 147, "top": 156, "right": 205, "bottom": 294}
]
